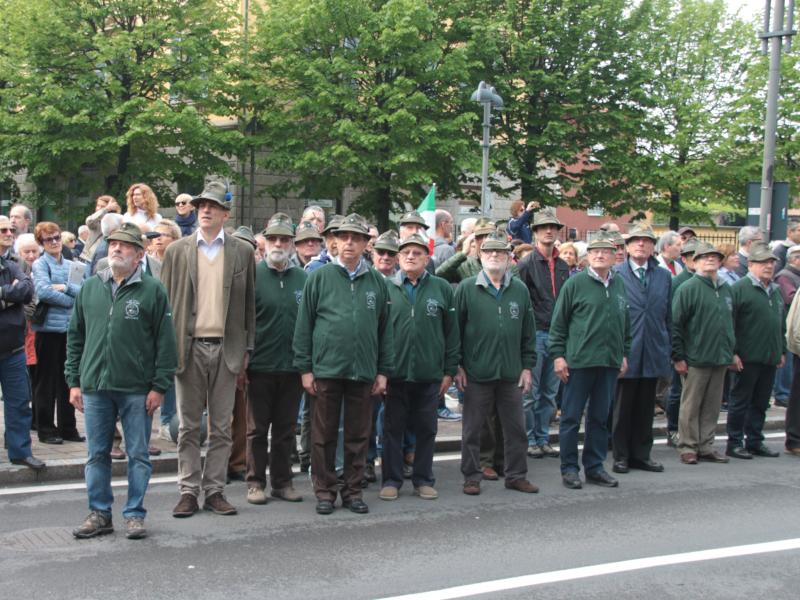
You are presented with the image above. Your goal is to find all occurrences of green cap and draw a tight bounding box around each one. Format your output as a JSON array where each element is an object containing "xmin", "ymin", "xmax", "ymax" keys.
[
  {"xmin": 532, "ymin": 208, "xmax": 564, "ymax": 230},
  {"xmin": 680, "ymin": 238, "xmax": 700, "ymax": 256},
  {"xmin": 295, "ymin": 220, "xmax": 323, "ymax": 242},
  {"xmin": 398, "ymin": 210, "xmax": 429, "ymax": 229},
  {"xmin": 233, "ymin": 226, "xmax": 257, "ymax": 249},
  {"xmin": 322, "ymin": 214, "xmax": 344, "ymax": 234},
  {"xmin": 610, "ymin": 231, "xmax": 625, "ymax": 246},
  {"xmin": 191, "ymin": 181, "xmax": 231, "ymax": 211},
  {"xmin": 398, "ymin": 232, "xmax": 430, "ymax": 253},
  {"xmin": 335, "ymin": 213, "xmax": 370, "ymax": 237},
  {"xmin": 747, "ymin": 241, "xmax": 778, "ymax": 262},
  {"xmin": 480, "ymin": 230, "xmax": 511, "ymax": 252},
  {"xmin": 624, "ymin": 223, "xmax": 657, "ymax": 243},
  {"xmin": 587, "ymin": 234, "xmax": 616, "ymax": 250},
  {"xmin": 473, "ymin": 217, "xmax": 497, "ymax": 237},
  {"xmin": 374, "ymin": 230, "xmax": 400, "ymax": 253},
  {"xmin": 106, "ymin": 222, "xmax": 144, "ymax": 249},
  {"xmin": 692, "ymin": 241, "xmax": 724, "ymax": 261},
  {"xmin": 263, "ymin": 213, "xmax": 294, "ymax": 237}
]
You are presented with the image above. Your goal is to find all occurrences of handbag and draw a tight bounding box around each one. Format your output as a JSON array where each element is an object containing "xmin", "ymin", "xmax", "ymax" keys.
[{"xmin": 30, "ymin": 260, "xmax": 52, "ymax": 325}]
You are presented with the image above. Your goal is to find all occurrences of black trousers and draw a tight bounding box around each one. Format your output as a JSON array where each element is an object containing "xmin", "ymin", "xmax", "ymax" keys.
[
  {"xmin": 479, "ymin": 406, "xmax": 504, "ymax": 473},
  {"xmin": 245, "ymin": 371, "xmax": 303, "ymax": 490},
  {"xmin": 33, "ymin": 331, "xmax": 77, "ymax": 440},
  {"xmin": 382, "ymin": 381, "xmax": 439, "ymax": 489},
  {"xmin": 727, "ymin": 362, "xmax": 776, "ymax": 449},
  {"xmin": 787, "ymin": 355, "xmax": 800, "ymax": 450},
  {"xmin": 612, "ymin": 378, "xmax": 657, "ymax": 462}
]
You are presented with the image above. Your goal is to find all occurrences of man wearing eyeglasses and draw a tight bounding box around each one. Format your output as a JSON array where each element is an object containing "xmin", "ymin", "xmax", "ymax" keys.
[{"xmin": 173, "ymin": 193, "xmax": 197, "ymax": 237}]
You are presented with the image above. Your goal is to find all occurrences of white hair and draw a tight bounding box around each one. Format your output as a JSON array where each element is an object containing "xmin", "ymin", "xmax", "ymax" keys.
[
  {"xmin": 459, "ymin": 217, "xmax": 477, "ymax": 236},
  {"xmin": 16, "ymin": 233, "xmax": 38, "ymax": 250},
  {"xmin": 101, "ymin": 212, "xmax": 124, "ymax": 237},
  {"xmin": 78, "ymin": 225, "xmax": 89, "ymax": 236}
]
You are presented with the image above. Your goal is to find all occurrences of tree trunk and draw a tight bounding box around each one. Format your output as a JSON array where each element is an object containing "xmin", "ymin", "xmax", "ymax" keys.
[
  {"xmin": 375, "ymin": 180, "xmax": 392, "ymax": 232},
  {"xmin": 669, "ymin": 188, "xmax": 680, "ymax": 231}
]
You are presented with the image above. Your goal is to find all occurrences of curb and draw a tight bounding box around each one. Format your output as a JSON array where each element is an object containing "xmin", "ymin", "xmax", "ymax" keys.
[{"xmin": 0, "ymin": 417, "xmax": 786, "ymax": 487}]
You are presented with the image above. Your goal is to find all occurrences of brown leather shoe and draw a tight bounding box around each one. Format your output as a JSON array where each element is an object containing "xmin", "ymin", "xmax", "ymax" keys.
[
  {"xmin": 463, "ymin": 480, "xmax": 481, "ymax": 495},
  {"xmin": 271, "ymin": 486, "xmax": 303, "ymax": 502},
  {"xmin": 785, "ymin": 446, "xmax": 800, "ymax": 456},
  {"xmin": 481, "ymin": 467, "xmax": 499, "ymax": 480},
  {"xmin": 505, "ymin": 479, "xmax": 539, "ymax": 493},
  {"xmin": 698, "ymin": 450, "xmax": 729, "ymax": 463},
  {"xmin": 172, "ymin": 493, "xmax": 199, "ymax": 518},
  {"xmin": 679, "ymin": 452, "xmax": 698, "ymax": 465},
  {"xmin": 203, "ymin": 492, "xmax": 238, "ymax": 515}
]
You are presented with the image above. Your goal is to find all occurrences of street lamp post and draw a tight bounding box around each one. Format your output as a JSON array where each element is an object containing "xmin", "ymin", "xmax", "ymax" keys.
[{"xmin": 471, "ymin": 81, "xmax": 503, "ymax": 217}]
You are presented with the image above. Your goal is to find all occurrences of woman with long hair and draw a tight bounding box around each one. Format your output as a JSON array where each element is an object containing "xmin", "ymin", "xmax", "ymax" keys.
[{"xmin": 123, "ymin": 183, "xmax": 162, "ymax": 229}]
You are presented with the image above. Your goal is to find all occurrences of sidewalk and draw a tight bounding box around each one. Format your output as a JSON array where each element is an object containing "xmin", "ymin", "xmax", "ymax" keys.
[{"xmin": 0, "ymin": 401, "xmax": 788, "ymax": 486}]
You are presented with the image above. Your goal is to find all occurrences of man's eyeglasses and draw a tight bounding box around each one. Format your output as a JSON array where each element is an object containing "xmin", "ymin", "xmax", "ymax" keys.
[
  {"xmin": 41, "ymin": 235, "xmax": 61, "ymax": 244},
  {"xmin": 375, "ymin": 249, "xmax": 397, "ymax": 257},
  {"xmin": 0, "ymin": 227, "xmax": 16, "ymax": 234},
  {"xmin": 399, "ymin": 250, "xmax": 426, "ymax": 258}
]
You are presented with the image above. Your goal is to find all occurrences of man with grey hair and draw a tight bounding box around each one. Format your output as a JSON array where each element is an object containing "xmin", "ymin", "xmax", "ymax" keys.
[
  {"xmin": 9, "ymin": 203, "xmax": 32, "ymax": 237},
  {"xmin": 433, "ymin": 209, "xmax": 455, "ymax": 267},
  {"xmin": 734, "ymin": 226, "xmax": 763, "ymax": 278},
  {"xmin": 90, "ymin": 213, "xmax": 125, "ymax": 275},
  {"xmin": 655, "ymin": 231, "xmax": 683, "ymax": 276},
  {"xmin": 773, "ymin": 221, "xmax": 800, "ymax": 273},
  {"xmin": 302, "ymin": 205, "xmax": 326, "ymax": 234}
]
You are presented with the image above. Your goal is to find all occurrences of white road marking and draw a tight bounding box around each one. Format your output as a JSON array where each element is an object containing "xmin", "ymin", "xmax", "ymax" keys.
[
  {"xmin": 377, "ymin": 538, "xmax": 800, "ymax": 600},
  {"xmin": 0, "ymin": 432, "xmax": 786, "ymax": 497}
]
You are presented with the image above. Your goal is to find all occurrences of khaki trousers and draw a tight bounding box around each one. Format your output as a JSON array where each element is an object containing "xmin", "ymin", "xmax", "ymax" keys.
[
  {"xmin": 678, "ymin": 366, "xmax": 726, "ymax": 454},
  {"xmin": 176, "ymin": 340, "xmax": 237, "ymax": 497}
]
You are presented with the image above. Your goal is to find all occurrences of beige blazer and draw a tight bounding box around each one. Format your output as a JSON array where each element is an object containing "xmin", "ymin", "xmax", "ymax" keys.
[{"xmin": 161, "ymin": 231, "xmax": 255, "ymax": 375}]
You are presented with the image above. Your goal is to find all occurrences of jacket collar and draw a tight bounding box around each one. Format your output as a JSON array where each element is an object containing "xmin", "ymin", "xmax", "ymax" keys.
[
  {"xmin": 99, "ymin": 264, "xmax": 143, "ymax": 286},
  {"xmin": 335, "ymin": 256, "xmax": 370, "ymax": 279},
  {"xmin": 476, "ymin": 269, "xmax": 511, "ymax": 290},
  {"xmin": 390, "ymin": 269, "xmax": 428, "ymax": 288},
  {"xmin": 746, "ymin": 271, "xmax": 778, "ymax": 294}
]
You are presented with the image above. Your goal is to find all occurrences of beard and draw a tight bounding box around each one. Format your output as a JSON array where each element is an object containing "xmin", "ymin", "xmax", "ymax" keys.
[
  {"xmin": 267, "ymin": 247, "xmax": 290, "ymax": 266},
  {"xmin": 109, "ymin": 253, "xmax": 137, "ymax": 274}
]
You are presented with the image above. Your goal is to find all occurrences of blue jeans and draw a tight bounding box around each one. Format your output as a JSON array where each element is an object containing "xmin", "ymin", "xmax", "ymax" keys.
[
  {"xmin": 160, "ymin": 383, "xmax": 176, "ymax": 427},
  {"xmin": 559, "ymin": 367, "xmax": 617, "ymax": 475},
  {"xmin": 523, "ymin": 331, "xmax": 559, "ymax": 446},
  {"xmin": 773, "ymin": 351, "xmax": 793, "ymax": 402},
  {"xmin": 1, "ymin": 351, "xmax": 33, "ymax": 460},
  {"xmin": 84, "ymin": 391, "xmax": 152, "ymax": 518}
]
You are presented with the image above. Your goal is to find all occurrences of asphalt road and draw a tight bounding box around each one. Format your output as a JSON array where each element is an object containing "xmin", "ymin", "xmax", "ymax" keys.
[{"xmin": 1, "ymin": 435, "xmax": 799, "ymax": 600}]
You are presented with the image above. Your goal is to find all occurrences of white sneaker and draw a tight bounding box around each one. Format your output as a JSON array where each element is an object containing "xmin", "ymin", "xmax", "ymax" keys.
[{"xmin": 158, "ymin": 425, "xmax": 174, "ymax": 443}]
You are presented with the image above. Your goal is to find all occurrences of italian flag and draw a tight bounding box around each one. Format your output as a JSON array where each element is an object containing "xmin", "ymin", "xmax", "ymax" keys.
[{"xmin": 417, "ymin": 184, "xmax": 436, "ymax": 253}]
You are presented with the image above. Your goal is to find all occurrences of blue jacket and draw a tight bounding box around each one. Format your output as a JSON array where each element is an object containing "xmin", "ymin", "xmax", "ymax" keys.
[
  {"xmin": 305, "ymin": 249, "xmax": 333, "ymax": 273},
  {"xmin": 31, "ymin": 252, "xmax": 82, "ymax": 333},
  {"xmin": 507, "ymin": 210, "xmax": 533, "ymax": 244},
  {"xmin": 614, "ymin": 257, "xmax": 672, "ymax": 379}
]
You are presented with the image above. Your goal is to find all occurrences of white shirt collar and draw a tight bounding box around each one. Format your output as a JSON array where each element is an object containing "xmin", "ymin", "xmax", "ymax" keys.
[
  {"xmin": 197, "ymin": 228, "xmax": 225, "ymax": 247},
  {"xmin": 629, "ymin": 258, "xmax": 648, "ymax": 272}
]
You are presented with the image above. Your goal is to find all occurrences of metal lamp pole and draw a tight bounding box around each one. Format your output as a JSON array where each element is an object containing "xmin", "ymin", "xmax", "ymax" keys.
[{"xmin": 471, "ymin": 81, "xmax": 503, "ymax": 217}]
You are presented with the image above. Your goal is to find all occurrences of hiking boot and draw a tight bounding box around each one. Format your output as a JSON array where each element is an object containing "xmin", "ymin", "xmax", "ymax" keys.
[
  {"xmin": 73, "ymin": 511, "xmax": 113, "ymax": 539},
  {"xmin": 203, "ymin": 492, "xmax": 237, "ymax": 515},
  {"xmin": 247, "ymin": 487, "xmax": 268, "ymax": 505},
  {"xmin": 271, "ymin": 486, "xmax": 303, "ymax": 502},
  {"xmin": 413, "ymin": 485, "xmax": 438, "ymax": 500},
  {"xmin": 505, "ymin": 479, "xmax": 539, "ymax": 493},
  {"xmin": 527, "ymin": 445, "xmax": 544, "ymax": 458},
  {"xmin": 379, "ymin": 486, "xmax": 399, "ymax": 501},
  {"xmin": 124, "ymin": 517, "xmax": 147, "ymax": 540},
  {"xmin": 463, "ymin": 480, "xmax": 481, "ymax": 495},
  {"xmin": 172, "ymin": 493, "xmax": 199, "ymax": 518}
]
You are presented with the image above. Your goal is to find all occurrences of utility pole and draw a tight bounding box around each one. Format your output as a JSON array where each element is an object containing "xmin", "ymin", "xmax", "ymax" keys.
[
  {"xmin": 470, "ymin": 82, "xmax": 503, "ymax": 217},
  {"xmin": 758, "ymin": 0, "xmax": 796, "ymax": 240}
]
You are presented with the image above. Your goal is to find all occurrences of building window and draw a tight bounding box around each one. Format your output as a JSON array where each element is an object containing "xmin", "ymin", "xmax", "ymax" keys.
[{"xmin": 587, "ymin": 204, "xmax": 604, "ymax": 217}]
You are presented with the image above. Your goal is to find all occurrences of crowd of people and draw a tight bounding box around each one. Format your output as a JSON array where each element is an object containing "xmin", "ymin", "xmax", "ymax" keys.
[{"xmin": 1, "ymin": 184, "xmax": 799, "ymax": 542}]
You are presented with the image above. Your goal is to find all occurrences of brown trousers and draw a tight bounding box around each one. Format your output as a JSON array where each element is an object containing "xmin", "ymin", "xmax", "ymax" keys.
[
  {"xmin": 678, "ymin": 366, "xmax": 726, "ymax": 454},
  {"xmin": 311, "ymin": 379, "xmax": 373, "ymax": 502},
  {"xmin": 245, "ymin": 371, "xmax": 303, "ymax": 490}
]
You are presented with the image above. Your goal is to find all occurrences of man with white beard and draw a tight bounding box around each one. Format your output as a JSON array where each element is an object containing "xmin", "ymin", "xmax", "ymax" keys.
[
  {"xmin": 245, "ymin": 214, "xmax": 308, "ymax": 505},
  {"xmin": 66, "ymin": 222, "xmax": 177, "ymax": 539}
]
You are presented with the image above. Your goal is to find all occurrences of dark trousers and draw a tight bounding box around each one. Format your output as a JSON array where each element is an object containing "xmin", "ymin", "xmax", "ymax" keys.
[
  {"xmin": 33, "ymin": 331, "xmax": 77, "ymax": 439},
  {"xmin": 787, "ymin": 355, "xmax": 800, "ymax": 450},
  {"xmin": 245, "ymin": 372, "xmax": 303, "ymax": 490},
  {"xmin": 727, "ymin": 362, "xmax": 776, "ymax": 449},
  {"xmin": 461, "ymin": 379, "xmax": 527, "ymax": 483},
  {"xmin": 479, "ymin": 407, "xmax": 504, "ymax": 473},
  {"xmin": 311, "ymin": 379, "xmax": 373, "ymax": 502},
  {"xmin": 613, "ymin": 378, "xmax": 657, "ymax": 462},
  {"xmin": 667, "ymin": 367, "xmax": 682, "ymax": 433},
  {"xmin": 382, "ymin": 381, "xmax": 439, "ymax": 489},
  {"xmin": 229, "ymin": 384, "xmax": 247, "ymax": 475},
  {"xmin": 559, "ymin": 367, "xmax": 617, "ymax": 475}
]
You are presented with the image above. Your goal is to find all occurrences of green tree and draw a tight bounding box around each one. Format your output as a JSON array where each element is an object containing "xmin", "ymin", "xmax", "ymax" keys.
[
  {"xmin": 0, "ymin": 0, "xmax": 242, "ymax": 213},
  {"xmin": 247, "ymin": 0, "xmax": 476, "ymax": 230}
]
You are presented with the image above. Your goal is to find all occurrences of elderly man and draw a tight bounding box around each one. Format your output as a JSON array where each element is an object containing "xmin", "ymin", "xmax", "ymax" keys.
[
  {"xmin": 245, "ymin": 214, "xmax": 307, "ymax": 505},
  {"xmin": 734, "ymin": 225, "xmax": 763, "ymax": 278},
  {"xmin": 293, "ymin": 221, "xmax": 323, "ymax": 269},
  {"xmin": 455, "ymin": 231, "xmax": 538, "ymax": 496},
  {"xmin": 726, "ymin": 243, "xmax": 783, "ymax": 459},
  {"xmin": 517, "ymin": 209, "xmax": 568, "ymax": 459},
  {"xmin": 436, "ymin": 217, "xmax": 496, "ymax": 284},
  {"xmin": 677, "ymin": 227, "xmax": 697, "ymax": 243},
  {"xmin": 379, "ymin": 233, "xmax": 459, "ymax": 501},
  {"xmin": 302, "ymin": 205, "xmax": 326, "ymax": 234},
  {"xmin": 432, "ymin": 209, "xmax": 455, "ymax": 267},
  {"xmin": 550, "ymin": 235, "xmax": 630, "ymax": 489},
  {"xmin": 9, "ymin": 203, "xmax": 32, "ymax": 238},
  {"xmin": 306, "ymin": 215, "xmax": 343, "ymax": 272},
  {"xmin": 293, "ymin": 214, "xmax": 394, "ymax": 515},
  {"xmin": 90, "ymin": 212, "xmax": 125, "ymax": 275},
  {"xmin": 66, "ymin": 223, "xmax": 177, "ymax": 539},
  {"xmin": 1, "ymin": 217, "xmax": 45, "ymax": 472},
  {"xmin": 656, "ymin": 231, "xmax": 683, "ymax": 276},
  {"xmin": 162, "ymin": 181, "xmax": 255, "ymax": 518},
  {"xmin": 612, "ymin": 224, "xmax": 671, "ymax": 474},
  {"xmin": 672, "ymin": 242, "xmax": 735, "ymax": 465},
  {"xmin": 173, "ymin": 193, "xmax": 197, "ymax": 237},
  {"xmin": 772, "ymin": 221, "xmax": 800, "ymax": 273}
]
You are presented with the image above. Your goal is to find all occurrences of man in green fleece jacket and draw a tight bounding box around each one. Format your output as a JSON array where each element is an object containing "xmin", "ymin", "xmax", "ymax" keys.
[
  {"xmin": 245, "ymin": 214, "xmax": 308, "ymax": 506},
  {"xmin": 455, "ymin": 231, "xmax": 539, "ymax": 496},
  {"xmin": 549, "ymin": 235, "xmax": 631, "ymax": 490},
  {"xmin": 66, "ymin": 222, "xmax": 177, "ymax": 540},
  {"xmin": 672, "ymin": 242, "xmax": 735, "ymax": 465},
  {"xmin": 379, "ymin": 233, "xmax": 460, "ymax": 502},
  {"xmin": 726, "ymin": 242, "xmax": 784, "ymax": 459},
  {"xmin": 293, "ymin": 213, "xmax": 394, "ymax": 516}
]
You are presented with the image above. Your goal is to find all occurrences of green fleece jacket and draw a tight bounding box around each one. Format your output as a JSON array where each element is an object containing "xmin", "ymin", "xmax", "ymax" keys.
[
  {"xmin": 455, "ymin": 271, "xmax": 536, "ymax": 382},
  {"xmin": 671, "ymin": 268, "xmax": 694, "ymax": 300},
  {"xmin": 436, "ymin": 252, "xmax": 518, "ymax": 284},
  {"xmin": 548, "ymin": 269, "xmax": 631, "ymax": 369},
  {"xmin": 293, "ymin": 259, "xmax": 394, "ymax": 382},
  {"xmin": 65, "ymin": 267, "xmax": 177, "ymax": 394},
  {"xmin": 671, "ymin": 273, "xmax": 735, "ymax": 367},
  {"xmin": 731, "ymin": 274, "xmax": 786, "ymax": 365},
  {"xmin": 250, "ymin": 262, "xmax": 307, "ymax": 373},
  {"xmin": 386, "ymin": 271, "xmax": 460, "ymax": 382}
]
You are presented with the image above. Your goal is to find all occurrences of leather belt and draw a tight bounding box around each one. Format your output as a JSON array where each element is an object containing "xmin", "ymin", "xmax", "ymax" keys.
[{"xmin": 194, "ymin": 337, "xmax": 222, "ymax": 344}]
